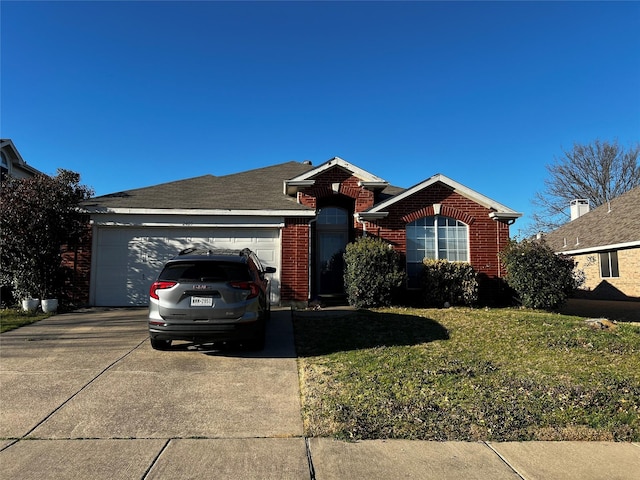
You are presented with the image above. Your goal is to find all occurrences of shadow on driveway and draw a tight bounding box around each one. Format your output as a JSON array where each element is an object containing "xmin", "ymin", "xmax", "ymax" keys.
[{"xmin": 559, "ymin": 298, "xmax": 640, "ymax": 323}]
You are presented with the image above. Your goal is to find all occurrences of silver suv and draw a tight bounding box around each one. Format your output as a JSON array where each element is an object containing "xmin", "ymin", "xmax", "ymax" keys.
[{"xmin": 148, "ymin": 248, "xmax": 275, "ymax": 351}]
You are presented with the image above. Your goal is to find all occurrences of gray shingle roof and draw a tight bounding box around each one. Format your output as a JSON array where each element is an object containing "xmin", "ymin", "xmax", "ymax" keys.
[
  {"xmin": 83, "ymin": 161, "xmax": 316, "ymax": 212},
  {"xmin": 543, "ymin": 186, "xmax": 640, "ymax": 253}
]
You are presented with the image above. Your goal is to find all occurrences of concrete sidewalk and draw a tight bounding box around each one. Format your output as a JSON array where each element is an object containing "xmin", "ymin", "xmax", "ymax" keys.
[{"xmin": 1, "ymin": 308, "xmax": 638, "ymax": 479}]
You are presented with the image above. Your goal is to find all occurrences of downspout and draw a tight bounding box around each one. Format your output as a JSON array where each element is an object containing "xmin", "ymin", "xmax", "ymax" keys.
[
  {"xmin": 497, "ymin": 219, "xmax": 501, "ymax": 278},
  {"xmin": 355, "ymin": 213, "xmax": 367, "ymax": 237},
  {"xmin": 495, "ymin": 218, "xmax": 515, "ymax": 278}
]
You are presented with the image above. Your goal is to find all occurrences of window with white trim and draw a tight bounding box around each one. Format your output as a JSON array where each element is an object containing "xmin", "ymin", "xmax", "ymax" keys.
[
  {"xmin": 599, "ymin": 251, "xmax": 619, "ymax": 278},
  {"xmin": 406, "ymin": 216, "xmax": 469, "ymax": 287}
]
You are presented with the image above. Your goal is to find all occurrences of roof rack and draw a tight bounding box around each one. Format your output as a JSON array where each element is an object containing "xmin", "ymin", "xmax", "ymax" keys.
[
  {"xmin": 178, "ymin": 247, "xmax": 202, "ymax": 256},
  {"xmin": 177, "ymin": 246, "xmax": 251, "ymax": 257}
]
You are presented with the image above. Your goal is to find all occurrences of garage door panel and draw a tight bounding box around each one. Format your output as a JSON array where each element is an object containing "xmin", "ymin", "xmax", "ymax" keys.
[
  {"xmin": 254, "ymin": 249, "xmax": 275, "ymax": 263},
  {"xmin": 93, "ymin": 227, "xmax": 280, "ymax": 306}
]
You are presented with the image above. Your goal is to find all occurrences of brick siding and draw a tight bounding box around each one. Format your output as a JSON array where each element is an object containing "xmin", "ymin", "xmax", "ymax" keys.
[
  {"xmin": 284, "ymin": 169, "xmax": 514, "ymax": 305},
  {"xmin": 572, "ymin": 247, "xmax": 640, "ymax": 299},
  {"xmin": 362, "ymin": 184, "xmax": 511, "ymax": 279},
  {"xmin": 280, "ymin": 217, "xmax": 310, "ymax": 304},
  {"xmin": 60, "ymin": 224, "xmax": 92, "ymax": 306}
]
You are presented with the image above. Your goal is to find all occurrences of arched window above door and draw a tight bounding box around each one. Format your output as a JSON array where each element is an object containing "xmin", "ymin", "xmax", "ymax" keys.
[{"xmin": 317, "ymin": 207, "xmax": 349, "ymax": 225}]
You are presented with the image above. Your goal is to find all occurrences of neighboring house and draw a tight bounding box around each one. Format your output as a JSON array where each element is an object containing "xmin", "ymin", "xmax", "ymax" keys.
[
  {"xmin": 0, "ymin": 139, "xmax": 42, "ymax": 182},
  {"xmin": 80, "ymin": 157, "xmax": 522, "ymax": 307},
  {"xmin": 542, "ymin": 186, "xmax": 640, "ymax": 300}
]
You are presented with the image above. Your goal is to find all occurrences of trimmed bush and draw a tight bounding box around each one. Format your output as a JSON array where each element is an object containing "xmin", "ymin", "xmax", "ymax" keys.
[
  {"xmin": 421, "ymin": 259, "xmax": 479, "ymax": 307},
  {"xmin": 344, "ymin": 237, "xmax": 405, "ymax": 308},
  {"xmin": 499, "ymin": 239, "xmax": 584, "ymax": 310}
]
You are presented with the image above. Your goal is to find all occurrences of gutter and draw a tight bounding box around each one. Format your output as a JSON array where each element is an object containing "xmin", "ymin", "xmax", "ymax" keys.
[
  {"xmin": 355, "ymin": 212, "xmax": 389, "ymax": 222},
  {"xmin": 489, "ymin": 211, "xmax": 522, "ymax": 225},
  {"xmin": 82, "ymin": 207, "xmax": 316, "ymax": 216},
  {"xmin": 555, "ymin": 240, "xmax": 640, "ymax": 256},
  {"xmin": 355, "ymin": 212, "xmax": 389, "ymax": 238}
]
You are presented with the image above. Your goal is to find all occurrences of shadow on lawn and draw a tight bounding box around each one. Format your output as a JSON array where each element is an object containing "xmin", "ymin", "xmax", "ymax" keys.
[{"xmin": 293, "ymin": 309, "xmax": 449, "ymax": 356}]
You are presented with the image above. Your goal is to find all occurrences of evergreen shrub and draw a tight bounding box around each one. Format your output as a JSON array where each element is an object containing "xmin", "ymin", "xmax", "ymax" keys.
[
  {"xmin": 344, "ymin": 237, "xmax": 405, "ymax": 308},
  {"xmin": 499, "ymin": 239, "xmax": 584, "ymax": 310},
  {"xmin": 421, "ymin": 259, "xmax": 478, "ymax": 307}
]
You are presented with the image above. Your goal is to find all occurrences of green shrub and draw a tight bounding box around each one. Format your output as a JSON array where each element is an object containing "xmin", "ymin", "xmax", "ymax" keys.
[
  {"xmin": 421, "ymin": 259, "xmax": 478, "ymax": 307},
  {"xmin": 344, "ymin": 237, "xmax": 405, "ymax": 308},
  {"xmin": 499, "ymin": 239, "xmax": 583, "ymax": 310},
  {"xmin": 1, "ymin": 169, "xmax": 92, "ymax": 302}
]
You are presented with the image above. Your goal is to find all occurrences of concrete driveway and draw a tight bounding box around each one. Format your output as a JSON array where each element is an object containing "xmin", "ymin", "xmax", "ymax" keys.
[
  {"xmin": 2, "ymin": 308, "xmax": 639, "ymax": 480},
  {"xmin": 0, "ymin": 308, "xmax": 309, "ymax": 479},
  {"xmin": 559, "ymin": 298, "xmax": 640, "ymax": 322}
]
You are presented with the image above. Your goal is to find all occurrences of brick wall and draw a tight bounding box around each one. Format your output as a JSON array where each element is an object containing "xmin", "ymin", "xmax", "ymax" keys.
[
  {"xmin": 298, "ymin": 166, "xmax": 375, "ymax": 230},
  {"xmin": 287, "ymin": 172, "xmax": 515, "ymax": 305},
  {"xmin": 285, "ymin": 166, "xmax": 378, "ymax": 303},
  {"xmin": 573, "ymin": 247, "xmax": 640, "ymax": 299},
  {"xmin": 280, "ymin": 217, "xmax": 310, "ymax": 304},
  {"xmin": 363, "ymin": 184, "xmax": 511, "ymax": 278},
  {"xmin": 360, "ymin": 184, "xmax": 512, "ymax": 304},
  {"xmin": 60, "ymin": 223, "xmax": 92, "ymax": 306}
]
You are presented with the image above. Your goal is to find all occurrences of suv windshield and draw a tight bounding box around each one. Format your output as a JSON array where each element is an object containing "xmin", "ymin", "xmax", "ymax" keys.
[{"xmin": 160, "ymin": 261, "xmax": 252, "ymax": 282}]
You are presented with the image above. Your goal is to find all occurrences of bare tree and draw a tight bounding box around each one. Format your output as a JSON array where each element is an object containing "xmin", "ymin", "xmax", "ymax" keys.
[{"xmin": 530, "ymin": 139, "xmax": 640, "ymax": 233}]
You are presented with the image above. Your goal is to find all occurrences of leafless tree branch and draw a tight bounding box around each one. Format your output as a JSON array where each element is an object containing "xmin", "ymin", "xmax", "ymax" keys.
[{"xmin": 529, "ymin": 139, "xmax": 640, "ymax": 235}]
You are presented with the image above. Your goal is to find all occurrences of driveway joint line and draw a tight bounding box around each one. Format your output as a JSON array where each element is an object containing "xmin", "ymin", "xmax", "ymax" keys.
[
  {"xmin": 1, "ymin": 337, "xmax": 148, "ymax": 450},
  {"xmin": 141, "ymin": 438, "xmax": 172, "ymax": 480},
  {"xmin": 484, "ymin": 441, "xmax": 526, "ymax": 480},
  {"xmin": 304, "ymin": 437, "xmax": 316, "ymax": 480}
]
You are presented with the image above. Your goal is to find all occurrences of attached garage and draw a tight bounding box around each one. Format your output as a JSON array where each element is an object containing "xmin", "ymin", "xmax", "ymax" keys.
[
  {"xmin": 91, "ymin": 224, "xmax": 281, "ymax": 306},
  {"xmin": 81, "ymin": 162, "xmax": 316, "ymax": 307}
]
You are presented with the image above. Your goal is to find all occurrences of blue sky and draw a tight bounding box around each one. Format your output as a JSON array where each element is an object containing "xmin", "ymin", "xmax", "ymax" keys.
[{"xmin": 2, "ymin": 1, "xmax": 639, "ymax": 236}]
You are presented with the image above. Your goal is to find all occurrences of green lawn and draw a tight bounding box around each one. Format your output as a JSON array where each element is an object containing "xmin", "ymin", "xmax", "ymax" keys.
[
  {"xmin": 0, "ymin": 309, "xmax": 52, "ymax": 333},
  {"xmin": 293, "ymin": 307, "xmax": 640, "ymax": 441}
]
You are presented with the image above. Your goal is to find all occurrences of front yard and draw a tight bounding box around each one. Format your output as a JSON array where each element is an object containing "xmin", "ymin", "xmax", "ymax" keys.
[{"xmin": 293, "ymin": 307, "xmax": 640, "ymax": 441}]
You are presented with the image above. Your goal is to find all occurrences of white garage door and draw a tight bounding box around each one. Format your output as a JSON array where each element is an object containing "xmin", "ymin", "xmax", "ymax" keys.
[{"xmin": 92, "ymin": 227, "xmax": 281, "ymax": 306}]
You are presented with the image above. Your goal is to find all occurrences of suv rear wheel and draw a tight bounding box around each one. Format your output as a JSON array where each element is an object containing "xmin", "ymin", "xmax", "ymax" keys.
[{"xmin": 150, "ymin": 338, "xmax": 172, "ymax": 350}]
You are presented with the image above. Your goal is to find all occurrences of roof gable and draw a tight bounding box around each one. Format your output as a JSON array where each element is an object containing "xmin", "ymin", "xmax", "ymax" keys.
[
  {"xmin": 543, "ymin": 186, "xmax": 640, "ymax": 253},
  {"xmin": 284, "ymin": 156, "xmax": 388, "ymax": 195},
  {"xmin": 362, "ymin": 173, "xmax": 521, "ymax": 222},
  {"xmin": 0, "ymin": 139, "xmax": 43, "ymax": 178}
]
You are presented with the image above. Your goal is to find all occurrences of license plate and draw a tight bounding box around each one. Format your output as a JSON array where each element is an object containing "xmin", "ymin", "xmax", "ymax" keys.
[{"xmin": 190, "ymin": 296, "xmax": 213, "ymax": 307}]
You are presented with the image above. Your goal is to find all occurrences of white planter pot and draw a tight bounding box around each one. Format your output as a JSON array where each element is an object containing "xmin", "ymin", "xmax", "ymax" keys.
[
  {"xmin": 41, "ymin": 299, "xmax": 59, "ymax": 313},
  {"xmin": 22, "ymin": 298, "xmax": 40, "ymax": 312}
]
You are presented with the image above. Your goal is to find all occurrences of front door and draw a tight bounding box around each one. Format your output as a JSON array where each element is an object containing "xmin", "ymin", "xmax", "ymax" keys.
[{"xmin": 316, "ymin": 207, "xmax": 349, "ymax": 295}]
